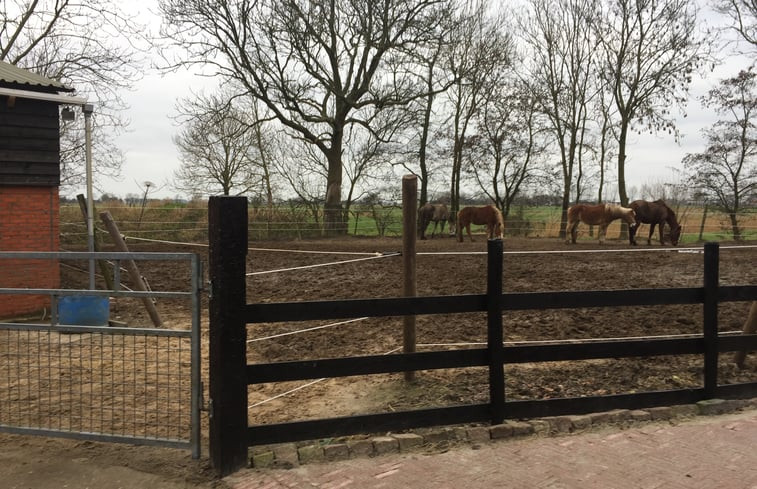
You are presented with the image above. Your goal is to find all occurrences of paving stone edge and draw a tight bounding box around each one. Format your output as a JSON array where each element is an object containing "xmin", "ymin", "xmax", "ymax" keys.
[{"xmin": 248, "ymin": 397, "xmax": 757, "ymax": 469}]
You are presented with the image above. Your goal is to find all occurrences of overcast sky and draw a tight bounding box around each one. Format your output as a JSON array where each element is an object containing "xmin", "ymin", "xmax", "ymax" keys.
[{"xmin": 80, "ymin": 6, "xmax": 752, "ymax": 202}]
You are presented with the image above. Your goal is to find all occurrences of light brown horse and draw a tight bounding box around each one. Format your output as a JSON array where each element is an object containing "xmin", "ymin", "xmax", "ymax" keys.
[
  {"xmin": 565, "ymin": 203, "xmax": 637, "ymax": 245},
  {"xmin": 629, "ymin": 199, "xmax": 682, "ymax": 246},
  {"xmin": 456, "ymin": 205, "xmax": 504, "ymax": 242},
  {"xmin": 418, "ymin": 203, "xmax": 455, "ymax": 239}
]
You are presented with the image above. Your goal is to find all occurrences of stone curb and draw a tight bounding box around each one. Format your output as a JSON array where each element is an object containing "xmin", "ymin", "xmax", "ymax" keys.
[{"xmin": 249, "ymin": 397, "xmax": 757, "ymax": 469}]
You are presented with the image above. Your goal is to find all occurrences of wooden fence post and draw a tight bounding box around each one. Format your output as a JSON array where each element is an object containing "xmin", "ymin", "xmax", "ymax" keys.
[
  {"xmin": 703, "ymin": 242, "xmax": 719, "ymax": 398},
  {"xmin": 100, "ymin": 211, "xmax": 163, "ymax": 327},
  {"xmin": 402, "ymin": 175, "xmax": 417, "ymax": 382},
  {"xmin": 208, "ymin": 196, "xmax": 249, "ymax": 476},
  {"xmin": 487, "ymin": 238, "xmax": 505, "ymax": 424}
]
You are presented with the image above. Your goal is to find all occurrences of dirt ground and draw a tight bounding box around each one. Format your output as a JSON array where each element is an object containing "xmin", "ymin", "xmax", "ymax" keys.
[{"xmin": 4, "ymin": 232, "xmax": 757, "ymax": 487}]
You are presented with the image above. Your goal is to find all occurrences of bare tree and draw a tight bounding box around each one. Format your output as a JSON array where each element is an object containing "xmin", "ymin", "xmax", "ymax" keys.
[
  {"xmin": 172, "ymin": 92, "xmax": 261, "ymax": 196},
  {"xmin": 713, "ymin": 0, "xmax": 757, "ymax": 51},
  {"xmin": 519, "ymin": 0, "xmax": 601, "ymax": 238},
  {"xmin": 159, "ymin": 0, "xmax": 450, "ymax": 234},
  {"xmin": 444, "ymin": 0, "xmax": 512, "ymax": 215},
  {"xmin": 470, "ymin": 78, "xmax": 547, "ymax": 221},
  {"xmin": 596, "ymin": 0, "xmax": 715, "ymax": 212},
  {"xmin": 683, "ymin": 69, "xmax": 757, "ymax": 240},
  {"xmin": 1, "ymin": 0, "xmax": 153, "ymax": 191}
]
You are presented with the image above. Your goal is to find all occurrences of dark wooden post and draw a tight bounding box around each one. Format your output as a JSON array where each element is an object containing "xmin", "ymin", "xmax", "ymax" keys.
[
  {"xmin": 487, "ymin": 238, "xmax": 505, "ymax": 424},
  {"xmin": 402, "ymin": 175, "xmax": 417, "ymax": 382},
  {"xmin": 208, "ymin": 196, "xmax": 249, "ymax": 476},
  {"xmin": 703, "ymin": 242, "xmax": 719, "ymax": 398}
]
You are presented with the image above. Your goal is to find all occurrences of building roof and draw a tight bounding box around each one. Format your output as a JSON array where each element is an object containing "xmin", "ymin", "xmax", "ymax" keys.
[{"xmin": 0, "ymin": 60, "xmax": 73, "ymax": 93}]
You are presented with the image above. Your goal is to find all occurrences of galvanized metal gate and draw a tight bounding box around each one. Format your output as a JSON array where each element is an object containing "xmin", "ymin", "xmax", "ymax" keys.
[{"xmin": 0, "ymin": 251, "xmax": 202, "ymax": 458}]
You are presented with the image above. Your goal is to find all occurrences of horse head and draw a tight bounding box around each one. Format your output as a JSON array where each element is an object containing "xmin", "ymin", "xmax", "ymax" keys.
[
  {"xmin": 447, "ymin": 214, "xmax": 457, "ymax": 236},
  {"xmin": 670, "ymin": 225, "xmax": 682, "ymax": 246}
]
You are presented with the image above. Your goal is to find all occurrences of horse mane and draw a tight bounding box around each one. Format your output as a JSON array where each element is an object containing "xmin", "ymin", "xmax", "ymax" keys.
[{"xmin": 493, "ymin": 205, "xmax": 504, "ymax": 227}]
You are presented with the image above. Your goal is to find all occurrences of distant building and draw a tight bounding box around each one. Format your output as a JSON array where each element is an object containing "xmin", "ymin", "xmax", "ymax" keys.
[{"xmin": 0, "ymin": 61, "xmax": 76, "ymax": 319}]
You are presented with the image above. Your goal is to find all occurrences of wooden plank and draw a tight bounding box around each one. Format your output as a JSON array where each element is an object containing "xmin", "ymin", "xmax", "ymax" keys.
[
  {"xmin": 0, "ymin": 126, "xmax": 59, "ymax": 139},
  {"xmin": 246, "ymin": 348, "xmax": 489, "ymax": 384},
  {"xmin": 0, "ymin": 136, "xmax": 59, "ymax": 150},
  {"xmin": 246, "ymin": 294, "xmax": 488, "ymax": 323},
  {"xmin": 719, "ymin": 334, "xmax": 757, "ymax": 353},
  {"xmin": 502, "ymin": 287, "xmax": 703, "ymax": 310},
  {"xmin": 503, "ymin": 338, "xmax": 703, "ymax": 363},
  {"xmin": 504, "ymin": 389, "xmax": 706, "ymax": 419},
  {"xmin": 0, "ymin": 174, "xmax": 59, "ymax": 186},
  {"xmin": 0, "ymin": 149, "xmax": 59, "ymax": 163},
  {"xmin": 247, "ymin": 404, "xmax": 490, "ymax": 446},
  {"xmin": 245, "ymin": 286, "xmax": 757, "ymax": 325}
]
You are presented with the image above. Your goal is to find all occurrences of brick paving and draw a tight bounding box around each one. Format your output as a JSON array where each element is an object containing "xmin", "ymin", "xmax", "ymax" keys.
[{"xmin": 225, "ymin": 409, "xmax": 757, "ymax": 489}]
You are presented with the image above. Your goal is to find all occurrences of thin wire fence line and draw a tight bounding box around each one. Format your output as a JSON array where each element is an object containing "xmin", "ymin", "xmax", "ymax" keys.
[
  {"xmin": 247, "ymin": 317, "xmax": 370, "ymax": 343},
  {"xmin": 247, "ymin": 252, "xmax": 400, "ymax": 276},
  {"xmin": 248, "ymin": 346, "xmax": 402, "ymax": 409}
]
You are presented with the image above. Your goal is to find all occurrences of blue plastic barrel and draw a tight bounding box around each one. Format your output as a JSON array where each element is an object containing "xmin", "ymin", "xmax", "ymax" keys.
[{"xmin": 58, "ymin": 296, "xmax": 110, "ymax": 326}]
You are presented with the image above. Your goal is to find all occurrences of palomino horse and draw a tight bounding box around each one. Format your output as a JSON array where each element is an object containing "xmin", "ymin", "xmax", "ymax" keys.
[
  {"xmin": 418, "ymin": 203, "xmax": 455, "ymax": 239},
  {"xmin": 565, "ymin": 203, "xmax": 637, "ymax": 245},
  {"xmin": 629, "ymin": 199, "xmax": 682, "ymax": 246},
  {"xmin": 456, "ymin": 205, "xmax": 504, "ymax": 242}
]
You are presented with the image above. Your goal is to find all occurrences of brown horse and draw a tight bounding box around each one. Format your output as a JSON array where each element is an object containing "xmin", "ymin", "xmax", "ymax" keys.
[
  {"xmin": 565, "ymin": 203, "xmax": 637, "ymax": 245},
  {"xmin": 456, "ymin": 205, "xmax": 504, "ymax": 242},
  {"xmin": 418, "ymin": 203, "xmax": 455, "ymax": 239},
  {"xmin": 629, "ymin": 199, "xmax": 682, "ymax": 246}
]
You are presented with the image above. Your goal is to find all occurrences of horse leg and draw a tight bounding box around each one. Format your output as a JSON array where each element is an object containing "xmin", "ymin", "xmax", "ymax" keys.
[
  {"xmin": 647, "ymin": 223, "xmax": 655, "ymax": 245},
  {"xmin": 598, "ymin": 224, "xmax": 607, "ymax": 244},
  {"xmin": 658, "ymin": 223, "xmax": 665, "ymax": 245},
  {"xmin": 630, "ymin": 221, "xmax": 639, "ymax": 245},
  {"xmin": 565, "ymin": 220, "xmax": 577, "ymax": 244},
  {"xmin": 466, "ymin": 223, "xmax": 474, "ymax": 242},
  {"xmin": 430, "ymin": 221, "xmax": 438, "ymax": 238}
]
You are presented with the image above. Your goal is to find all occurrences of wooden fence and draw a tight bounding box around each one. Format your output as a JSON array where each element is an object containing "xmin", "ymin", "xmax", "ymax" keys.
[{"xmin": 207, "ymin": 196, "xmax": 757, "ymax": 476}]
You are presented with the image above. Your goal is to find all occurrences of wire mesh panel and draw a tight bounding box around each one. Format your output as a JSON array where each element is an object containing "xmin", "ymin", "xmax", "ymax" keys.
[
  {"xmin": 0, "ymin": 251, "xmax": 202, "ymax": 456},
  {"xmin": 0, "ymin": 324, "xmax": 192, "ymax": 447}
]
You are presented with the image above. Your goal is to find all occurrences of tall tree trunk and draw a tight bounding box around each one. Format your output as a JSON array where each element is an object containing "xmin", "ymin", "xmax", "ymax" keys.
[{"xmin": 617, "ymin": 121, "xmax": 630, "ymax": 240}]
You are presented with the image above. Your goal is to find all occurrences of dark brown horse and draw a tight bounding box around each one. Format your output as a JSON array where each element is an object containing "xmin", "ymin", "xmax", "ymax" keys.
[
  {"xmin": 629, "ymin": 199, "xmax": 682, "ymax": 246},
  {"xmin": 456, "ymin": 205, "xmax": 504, "ymax": 242},
  {"xmin": 565, "ymin": 203, "xmax": 637, "ymax": 244},
  {"xmin": 418, "ymin": 203, "xmax": 454, "ymax": 239}
]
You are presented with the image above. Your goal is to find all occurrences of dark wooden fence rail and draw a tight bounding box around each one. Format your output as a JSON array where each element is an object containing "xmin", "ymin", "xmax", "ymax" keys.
[{"xmin": 208, "ymin": 196, "xmax": 757, "ymax": 476}]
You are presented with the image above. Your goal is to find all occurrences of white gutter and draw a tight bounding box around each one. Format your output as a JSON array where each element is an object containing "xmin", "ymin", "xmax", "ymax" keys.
[{"xmin": 0, "ymin": 86, "xmax": 87, "ymax": 105}]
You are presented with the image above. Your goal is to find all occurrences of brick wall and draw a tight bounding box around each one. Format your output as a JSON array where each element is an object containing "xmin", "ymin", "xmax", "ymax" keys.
[{"xmin": 0, "ymin": 186, "xmax": 60, "ymax": 319}]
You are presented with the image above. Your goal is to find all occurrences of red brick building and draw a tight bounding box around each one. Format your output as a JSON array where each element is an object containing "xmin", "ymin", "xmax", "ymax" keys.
[{"xmin": 0, "ymin": 61, "xmax": 77, "ymax": 319}]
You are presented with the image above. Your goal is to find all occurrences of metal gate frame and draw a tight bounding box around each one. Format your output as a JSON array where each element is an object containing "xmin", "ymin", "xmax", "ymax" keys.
[{"xmin": 0, "ymin": 251, "xmax": 202, "ymax": 458}]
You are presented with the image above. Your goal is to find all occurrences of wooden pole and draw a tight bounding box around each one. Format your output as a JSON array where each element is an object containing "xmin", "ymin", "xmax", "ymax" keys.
[
  {"xmin": 487, "ymin": 238, "xmax": 505, "ymax": 424},
  {"xmin": 402, "ymin": 175, "xmax": 417, "ymax": 382},
  {"xmin": 208, "ymin": 196, "xmax": 249, "ymax": 476},
  {"xmin": 76, "ymin": 194, "xmax": 114, "ymax": 290},
  {"xmin": 99, "ymin": 211, "xmax": 163, "ymax": 328},
  {"xmin": 702, "ymin": 242, "xmax": 719, "ymax": 398},
  {"xmin": 734, "ymin": 301, "xmax": 757, "ymax": 369}
]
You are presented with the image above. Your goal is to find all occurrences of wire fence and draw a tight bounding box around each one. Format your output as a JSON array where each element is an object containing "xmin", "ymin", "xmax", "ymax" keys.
[
  {"xmin": 59, "ymin": 203, "xmax": 757, "ymax": 245},
  {"xmin": 0, "ymin": 324, "xmax": 192, "ymax": 447}
]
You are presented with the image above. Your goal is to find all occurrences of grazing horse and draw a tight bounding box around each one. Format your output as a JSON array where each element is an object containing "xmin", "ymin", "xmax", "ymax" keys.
[
  {"xmin": 456, "ymin": 205, "xmax": 504, "ymax": 242},
  {"xmin": 418, "ymin": 203, "xmax": 455, "ymax": 239},
  {"xmin": 565, "ymin": 203, "xmax": 637, "ymax": 245},
  {"xmin": 629, "ymin": 199, "xmax": 682, "ymax": 246}
]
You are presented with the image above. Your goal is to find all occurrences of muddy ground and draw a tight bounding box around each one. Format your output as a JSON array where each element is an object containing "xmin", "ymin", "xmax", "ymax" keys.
[{"xmin": 3, "ymin": 233, "xmax": 757, "ymax": 487}]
